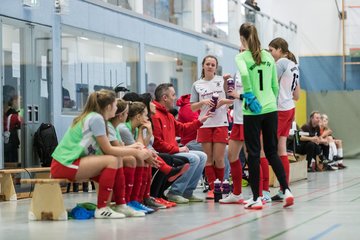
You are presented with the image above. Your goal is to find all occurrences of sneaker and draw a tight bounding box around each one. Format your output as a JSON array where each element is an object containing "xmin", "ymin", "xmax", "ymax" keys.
[
  {"xmin": 155, "ymin": 198, "xmax": 176, "ymax": 208},
  {"xmin": 95, "ymin": 206, "xmax": 125, "ymax": 219},
  {"xmin": 185, "ymin": 195, "xmax": 204, "ymax": 202},
  {"xmin": 337, "ymin": 163, "xmax": 347, "ymax": 169},
  {"xmin": 219, "ymin": 193, "xmax": 244, "ymax": 204},
  {"xmin": 271, "ymin": 191, "xmax": 284, "ymax": 202},
  {"xmin": 206, "ymin": 190, "xmax": 214, "ymax": 200},
  {"xmin": 144, "ymin": 197, "xmax": 166, "ymax": 209},
  {"xmin": 283, "ymin": 189, "xmax": 294, "ymax": 208},
  {"xmin": 166, "ymin": 193, "xmax": 189, "ymax": 204},
  {"xmin": 127, "ymin": 201, "xmax": 155, "ymax": 214},
  {"xmin": 114, "ymin": 204, "xmax": 145, "ymax": 217},
  {"xmin": 242, "ymin": 179, "xmax": 249, "ymax": 187},
  {"xmin": 244, "ymin": 197, "xmax": 263, "ymax": 210},
  {"xmin": 168, "ymin": 163, "xmax": 190, "ymax": 182},
  {"xmin": 261, "ymin": 191, "xmax": 272, "ymax": 203}
]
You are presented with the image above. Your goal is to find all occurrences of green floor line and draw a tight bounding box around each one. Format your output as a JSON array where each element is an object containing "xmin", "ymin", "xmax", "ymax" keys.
[{"xmin": 308, "ymin": 182, "xmax": 360, "ymax": 202}]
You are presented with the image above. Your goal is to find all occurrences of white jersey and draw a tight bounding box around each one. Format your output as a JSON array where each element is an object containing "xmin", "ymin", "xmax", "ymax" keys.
[
  {"xmin": 277, "ymin": 58, "xmax": 299, "ymax": 111},
  {"xmin": 232, "ymin": 72, "xmax": 244, "ymax": 124},
  {"xmin": 190, "ymin": 75, "xmax": 228, "ymax": 128}
]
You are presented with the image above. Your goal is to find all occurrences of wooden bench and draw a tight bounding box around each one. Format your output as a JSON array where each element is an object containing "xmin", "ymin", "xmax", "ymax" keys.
[
  {"xmin": 0, "ymin": 167, "xmax": 51, "ymax": 201},
  {"xmin": 269, "ymin": 154, "xmax": 308, "ymax": 187},
  {"xmin": 20, "ymin": 178, "xmax": 98, "ymax": 221}
]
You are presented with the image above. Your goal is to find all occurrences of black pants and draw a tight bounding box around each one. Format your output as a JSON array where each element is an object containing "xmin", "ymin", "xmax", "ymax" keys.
[
  {"xmin": 296, "ymin": 142, "xmax": 321, "ymax": 167},
  {"xmin": 244, "ymin": 111, "xmax": 288, "ymax": 200},
  {"xmin": 150, "ymin": 153, "xmax": 189, "ymax": 198}
]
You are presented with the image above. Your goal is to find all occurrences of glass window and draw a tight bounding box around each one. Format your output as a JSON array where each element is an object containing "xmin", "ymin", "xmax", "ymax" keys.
[
  {"xmin": 144, "ymin": 45, "xmax": 197, "ymax": 98},
  {"xmin": 103, "ymin": 0, "xmax": 135, "ymax": 10},
  {"xmin": 61, "ymin": 27, "xmax": 139, "ymax": 113},
  {"xmin": 202, "ymin": 0, "xmax": 228, "ymax": 40}
]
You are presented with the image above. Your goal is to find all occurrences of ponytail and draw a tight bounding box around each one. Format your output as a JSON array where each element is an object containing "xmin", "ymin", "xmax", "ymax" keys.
[
  {"xmin": 240, "ymin": 23, "xmax": 262, "ymax": 65},
  {"xmin": 269, "ymin": 37, "xmax": 297, "ymax": 64}
]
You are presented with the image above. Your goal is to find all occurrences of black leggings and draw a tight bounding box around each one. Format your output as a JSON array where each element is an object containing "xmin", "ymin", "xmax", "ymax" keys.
[
  {"xmin": 244, "ymin": 111, "xmax": 288, "ymax": 200},
  {"xmin": 296, "ymin": 142, "xmax": 321, "ymax": 167},
  {"xmin": 150, "ymin": 153, "xmax": 189, "ymax": 198}
]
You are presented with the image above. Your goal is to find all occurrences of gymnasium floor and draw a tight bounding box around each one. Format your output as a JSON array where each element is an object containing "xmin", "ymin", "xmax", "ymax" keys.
[{"xmin": 1, "ymin": 160, "xmax": 359, "ymax": 240}]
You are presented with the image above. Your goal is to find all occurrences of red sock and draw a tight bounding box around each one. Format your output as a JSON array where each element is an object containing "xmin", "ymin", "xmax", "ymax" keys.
[
  {"xmin": 205, "ymin": 165, "xmax": 216, "ymax": 190},
  {"xmin": 139, "ymin": 166, "xmax": 149, "ymax": 202},
  {"xmin": 230, "ymin": 160, "xmax": 242, "ymax": 195},
  {"xmin": 280, "ymin": 155, "xmax": 290, "ymax": 190},
  {"xmin": 145, "ymin": 167, "xmax": 152, "ymax": 199},
  {"xmin": 259, "ymin": 163, "xmax": 263, "ymax": 196},
  {"xmin": 130, "ymin": 167, "xmax": 143, "ymax": 202},
  {"xmin": 214, "ymin": 167, "xmax": 225, "ymax": 182},
  {"xmin": 97, "ymin": 168, "xmax": 117, "ymax": 208},
  {"xmin": 123, "ymin": 167, "xmax": 135, "ymax": 203},
  {"xmin": 113, "ymin": 168, "xmax": 126, "ymax": 205},
  {"xmin": 260, "ymin": 157, "xmax": 269, "ymax": 192},
  {"xmin": 158, "ymin": 156, "xmax": 172, "ymax": 175}
]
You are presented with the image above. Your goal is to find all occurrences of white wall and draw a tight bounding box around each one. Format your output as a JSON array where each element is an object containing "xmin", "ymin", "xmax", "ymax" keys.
[{"xmin": 257, "ymin": 0, "xmax": 342, "ymax": 56}]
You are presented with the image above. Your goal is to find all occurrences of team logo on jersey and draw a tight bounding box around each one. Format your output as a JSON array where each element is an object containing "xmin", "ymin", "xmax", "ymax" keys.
[
  {"xmin": 87, "ymin": 144, "xmax": 96, "ymax": 155},
  {"xmin": 216, "ymin": 82, "xmax": 221, "ymax": 87}
]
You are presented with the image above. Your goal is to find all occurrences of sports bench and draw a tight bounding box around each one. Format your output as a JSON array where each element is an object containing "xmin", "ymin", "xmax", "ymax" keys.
[
  {"xmin": 20, "ymin": 178, "xmax": 98, "ymax": 221},
  {"xmin": 0, "ymin": 167, "xmax": 51, "ymax": 201}
]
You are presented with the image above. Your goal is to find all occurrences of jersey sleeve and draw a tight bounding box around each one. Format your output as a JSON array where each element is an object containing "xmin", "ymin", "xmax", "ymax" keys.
[
  {"xmin": 271, "ymin": 59, "xmax": 279, "ymax": 97},
  {"xmin": 89, "ymin": 114, "xmax": 106, "ymax": 137},
  {"xmin": 235, "ymin": 54, "xmax": 252, "ymax": 93},
  {"xmin": 118, "ymin": 124, "xmax": 136, "ymax": 145},
  {"xmin": 190, "ymin": 82, "xmax": 199, "ymax": 103}
]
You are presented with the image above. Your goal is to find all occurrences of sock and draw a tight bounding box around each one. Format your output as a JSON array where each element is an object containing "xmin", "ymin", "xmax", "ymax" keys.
[
  {"xmin": 145, "ymin": 167, "xmax": 152, "ymax": 199},
  {"xmin": 97, "ymin": 168, "xmax": 117, "ymax": 208},
  {"xmin": 230, "ymin": 160, "xmax": 242, "ymax": 195},
  {"xmin": 329, "ymin": 142, "xmax": 337, "ymax": 160},
  {"xmin": 260, "ymin": 157, "xmax": 269, "ymax": 192},
  {"xmin": 214, "ymin": 167, "xmax": 225, "ymax": 182},
  {"xmin": 205, "ymin": 165, "xmax": 216, "ymax": 190},
  {"xmin": 113, "ymin": 168, "xmax": 126, "ymax": 205},
  {"xmin": 157, "ymin": 156, "xmax": 172, "ymax": 175},
  {"xmin": 130, "ymin": 166, "xmax": 143, "ymax": 202},
  {"xmin": 338, "ymin": 148, "xmax": 343, "ymax": 158},
  {"xmin": 123, "ymin": 167, "xmax": 135, "ymax": 203},
  {"xmin": 280, "ymin": 155, "xmax": 290, "ymax": 191},
  {"xmin": 259, "ymin": 163, "xmax": 263, "ymax": 196},
  {"xmin": 139, "ymin": 166, "xmax": 149, "ymax": 202}
]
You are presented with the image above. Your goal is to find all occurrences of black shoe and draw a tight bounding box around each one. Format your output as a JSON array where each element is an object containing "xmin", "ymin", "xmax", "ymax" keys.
[
  {"xmin": 143, "ymin": 197, "xmax": 165, "ymax": 210},
  {"xmin": 73, "ymin": 183, "xmax": 79, "ymax": 192},
  {"xmin": 271, "ymin": 193, "xmax": 284, "ymax": 202},
  {"xmin": 82, "ymin": 182, "xmax": 89, "ymax": 192},
  {"xmin": 167, "ymin": 163, "xmax": 190, "ymax": 182},
  {"xmin": 333, "ymin": 155, "xmax": 344, "ymax": 161}
]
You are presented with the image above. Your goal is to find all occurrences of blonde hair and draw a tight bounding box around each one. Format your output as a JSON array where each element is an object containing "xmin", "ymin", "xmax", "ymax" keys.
[
  {"xmin": 239, "ymin": 23, "xmax": 262, "ymax": 65},
  {"xmin": 127, "ymin": 102, "xmax": 147, "ymax": 121},
  {"xmin": 72, "ymin": 89, "xmax": 116, "ymax": 128}
]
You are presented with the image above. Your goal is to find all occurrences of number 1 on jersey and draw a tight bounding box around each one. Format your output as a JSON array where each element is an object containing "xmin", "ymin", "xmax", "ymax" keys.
[{"xmin": 258, "ymin": 69, "xmax": 263, "ymax": 91}]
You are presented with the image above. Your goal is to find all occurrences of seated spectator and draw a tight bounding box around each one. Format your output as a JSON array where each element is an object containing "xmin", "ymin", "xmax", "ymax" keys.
[
  {"xmin": 320, "ymin": 114, "xmax": 346, "ymax": 169},
  {"xmin": 296, "ymin": 111, "xmax": 327, "ymax": 172}
]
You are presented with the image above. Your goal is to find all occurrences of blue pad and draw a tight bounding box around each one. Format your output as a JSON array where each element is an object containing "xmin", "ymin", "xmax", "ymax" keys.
[{"xmin": 242, "ymin": 92, "xmax": 262, "ymax": 114}]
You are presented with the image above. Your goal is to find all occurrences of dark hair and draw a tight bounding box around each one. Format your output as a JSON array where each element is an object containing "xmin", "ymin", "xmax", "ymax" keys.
[
  {"xmin": 201, "ymin": 55, "xmax": 218, "ymax": 79},
  {"xmin": 123, "ymin": 92, "xmax": 142, "ymax": 102},
  {"xmin": 310, "ymin": 110, "xmax": 320, "ymax": 119},
  {"xmin": 140, "ymin": 93, "xmax": 153, "ymax": 118},
  {"xmin": 154, "ymin": 83, "xmax": 174, "ymax": 102},
  {"xmin": 73, "ymin": 89, "xmax": 116, "ymax": 127},
  {"xmin": 269, "ymin": 37, "xmax": 297, "ymax": 64},
  {"xmin": 239, "ymin": 23, "xmax": 262, "ymax": 65}
]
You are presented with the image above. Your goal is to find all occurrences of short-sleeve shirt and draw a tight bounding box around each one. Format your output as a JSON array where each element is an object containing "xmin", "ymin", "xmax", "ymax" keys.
[
  {"xmin": 233, "ymin": 72, "xmax": 244, "ymax": 124},
  {"xmin": 52, "ymin": 112, "xmax": 105, "ymax": 166},
  {"xmin": 118, "ymin": 122, "xmax": 136, "ymax": 145},
  {"xmin": 276, "ymin": 58, "xmax": 299, "ymax": 111},
  {"xmin": 235, "ymin": 49, "xmax": 279, "ymax": 115},
  {"xmin": 190, "ymin": 75, "xmax": 228, "ymax": 128},
  {"xmin": 108, "ymin": 121, "xmax": 122, "ymax": 143}
]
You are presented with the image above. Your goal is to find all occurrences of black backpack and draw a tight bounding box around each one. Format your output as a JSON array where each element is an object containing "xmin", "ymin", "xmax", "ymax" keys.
[{"xmin": 34, "ymin": 123, "xmax": 58, "ymax": 167}]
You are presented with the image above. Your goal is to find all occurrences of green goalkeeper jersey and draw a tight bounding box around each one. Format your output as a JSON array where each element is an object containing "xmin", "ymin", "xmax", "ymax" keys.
[{"xmin": 235, "ymin": 49, "xmax": 279, "ymax": 115}]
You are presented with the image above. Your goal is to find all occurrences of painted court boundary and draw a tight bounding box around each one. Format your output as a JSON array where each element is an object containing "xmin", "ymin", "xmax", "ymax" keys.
[{"xmin": 160, "ymin": 176, "xmax": 360, "ymax": 240}]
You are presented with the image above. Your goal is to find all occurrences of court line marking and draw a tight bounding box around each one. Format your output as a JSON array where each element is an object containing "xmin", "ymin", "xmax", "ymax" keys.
[{"xmin": 308, "ymin": 224, "xmax": 341, "ymax": 240}]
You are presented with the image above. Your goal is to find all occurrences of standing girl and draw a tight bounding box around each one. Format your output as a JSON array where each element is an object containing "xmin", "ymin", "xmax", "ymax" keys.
[
  {"xmin": 51, "ymin": 89, "xmax": 153, "ymax": 218},
  {"xmin": 190, "ymin": 55, "xmax": 232, "ymax": 199},
  {"xmin": 236, "ymin": 23, "xmax": 294, "ymax": 209},
  {"xmin": 266, "ymin": 37, "xmax": 300, "ymax": 201}
]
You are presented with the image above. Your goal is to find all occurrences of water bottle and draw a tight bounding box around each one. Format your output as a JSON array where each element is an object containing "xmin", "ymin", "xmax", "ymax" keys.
[
  {"xmin": 227, "ymin": 78, "xmax": 235, "ymax": 99},
  {"xmin": 222, "ymin": 179, "xmax": 230, "ymax": 198},
  {"xmin": 214, "ymin": 178, "xmax": 222, "ymax": 202},
  {"xmin": 210, "ymin": 92, "xmax": 219, "ymax": 112}
]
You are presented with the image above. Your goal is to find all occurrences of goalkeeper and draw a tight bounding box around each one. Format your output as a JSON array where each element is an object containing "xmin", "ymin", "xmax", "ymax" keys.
[{"xmin": 235, "ymin": 23, "xmax": 294, "ymax": 210}]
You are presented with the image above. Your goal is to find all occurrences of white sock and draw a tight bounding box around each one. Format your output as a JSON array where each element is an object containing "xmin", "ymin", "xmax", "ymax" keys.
[
  {"xmin": 338, "ymin": 148, "xmax": 343, "ymax": 158},
  {"xmin": 329, "ymin": 142, "xmax": 337, "ymax": 160}
]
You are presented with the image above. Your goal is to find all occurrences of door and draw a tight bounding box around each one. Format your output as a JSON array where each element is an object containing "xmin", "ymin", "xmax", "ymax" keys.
[{"xmin": 1, "ymin": 17, "xmax": 52, "ymax": 168}]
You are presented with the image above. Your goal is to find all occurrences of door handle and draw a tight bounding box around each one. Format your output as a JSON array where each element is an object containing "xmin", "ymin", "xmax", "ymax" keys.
[
  {"xmin": 33, "ymin": 105, "xmax": 39, "ymax": 123},
  {"xmin": 27, "ymin": 105, "xmax": 33, "ymax": 122}
]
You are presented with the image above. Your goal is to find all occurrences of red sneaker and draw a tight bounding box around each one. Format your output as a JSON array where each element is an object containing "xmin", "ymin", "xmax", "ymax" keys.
[
  {"xmin": 168, "ymin": 163, "xmax": 190, "ymax": 182},
  {"xmin": 206, "ymin": 190, "xmax": 214, "ymax": 200},
  {"xmin": 155, "ymin": 198, "xmax": 176, "ymax": 208}
]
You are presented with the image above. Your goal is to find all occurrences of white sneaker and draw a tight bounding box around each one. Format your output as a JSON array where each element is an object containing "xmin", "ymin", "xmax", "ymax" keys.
[
  {"xmin": 166, "ymin": 193, "xmax": 189, "ymax": 204},
  {"xmin": 261, "ymin": 191, "xmax": 272, "ymax": 203},
  {"xmin": 95, "ymin": 206, "xmax": 126, "ymax": 219},
  {"xmin": 244, "ymin": 197, "xmax": 263, "ymax": 210},
  {"xmin": 283, "ymin": 189, "xmax": 294, "ymax": 208},
  {"xmin": 219, "ymin": 193, "xmax": 244, "ymax": 204},
  {"xmin": 114, "ymin": 204, "xmax": 145, "ymax": 217}
]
